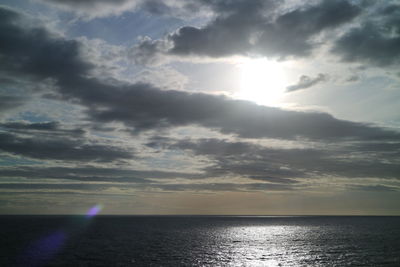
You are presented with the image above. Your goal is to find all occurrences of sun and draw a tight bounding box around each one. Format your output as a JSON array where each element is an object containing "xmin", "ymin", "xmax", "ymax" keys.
[{"xmin": 235, "ymin": 58, "xmax": 287, "ymax": 106}]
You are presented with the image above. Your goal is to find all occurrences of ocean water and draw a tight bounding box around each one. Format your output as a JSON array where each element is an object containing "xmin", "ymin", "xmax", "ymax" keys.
[{"xmin": 1, "ymin": 216, "xmax": 399, "ymax": 266}]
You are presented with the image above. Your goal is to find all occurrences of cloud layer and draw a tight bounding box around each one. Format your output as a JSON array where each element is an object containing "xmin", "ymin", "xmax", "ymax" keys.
[{"xmin": 0, "ymin": 1, "xmax": 399, "ymax": 214}]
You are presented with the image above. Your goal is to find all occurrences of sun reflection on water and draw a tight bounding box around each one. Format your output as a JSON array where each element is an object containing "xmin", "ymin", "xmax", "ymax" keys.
[{"xmin": 211, "ymin": 224, "xmax": 311, "ymax": 266}]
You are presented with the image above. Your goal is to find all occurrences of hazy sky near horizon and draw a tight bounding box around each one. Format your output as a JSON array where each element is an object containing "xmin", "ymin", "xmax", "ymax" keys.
[{"xmin": 1, "ymin": 0, "xmax": 400, "ymax": 215}]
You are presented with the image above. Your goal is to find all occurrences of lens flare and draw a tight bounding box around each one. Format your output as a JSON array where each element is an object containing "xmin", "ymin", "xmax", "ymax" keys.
[
  {"xmin": 86, "ymin": 204, "xmax": 103, "ymax": 217},
  {"xmin": 21, "ymin": 230, "xmax": 66, "ymax": 266}
]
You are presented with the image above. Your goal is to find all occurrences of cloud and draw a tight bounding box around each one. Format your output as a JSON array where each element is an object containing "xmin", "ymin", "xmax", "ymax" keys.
[
  {"xmin": 40, "ymin": 0, "xmax": 205, "ymax": 19},
  {"xmin": 164, "ymin": 138, "xmax": 400, "ymax": 181},
  {"xmin": 1, "ymin": 5, "xmax": 399, "ymax": 144},
  {"xmin": 1, "ymin": 121, "xmax": 59, "ymax": 131},
  {"xmin": 39, "ymin": 0, "xmax": 400, "ymax": 70},
  {"xmin": 1, "ymin": 166, "xmax": 297, "ymax": 193},
  {"xmin": 0, "ymin": 166, "xmax": 204, "ymax": 181},
  {"xmin": 143, "ymin": 182, "xmax": 294, "ymax": 192},
  {"xmin": 286, "ymin": 73, "xmax": 328, "ymax": 92},
  {"xmin": 82, "ymin": 82, "xmax": 400, "ymax": 141},
  {"xmin": 0, "ymin": 121, "xmax": 129, "ymax": 163},
  {"xmin": 0, "ymin": 131, "xmax": 133, "ymax": 162},
  {"xmin": 0, "ymin": 7, "xmax": 92, "ymax": 82},
  {"xmin": 346, "ymin": 75, "xmax": 360, "ymax": 82},
  {"xmin": 129, "ymin": 36, "xmax": 172, "ymax": 66},
  {"xmin": 0, "ymin": 96, "xmax": 26, "ymax": 112},
  {"xmin": 134, "ymin": 0, "xmax": 360, "ymax": 61},
  {"xmin": 0, "ymin": 181, "xmax": 294, "ymax": 193},
  {"xmin": 0, "ymin": 183, "xmax": 111, "ymax": 191},
  {"xmin": 348, "ymin": 184, "xmax": 399, "ymax": 192},
  {"xmin": 332, "ymin": 4, "xmax": 400, "ymax": 66},
  {"xmin": 0, "ymin": 121, "xmax": 84, "ymax": 136},
  {"xmin": 40, "ymin": 0, "xmax": 141, "ymax": 18}
]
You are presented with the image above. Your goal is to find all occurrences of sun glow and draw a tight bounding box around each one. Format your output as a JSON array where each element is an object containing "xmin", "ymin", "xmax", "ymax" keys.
[{"xmin": 236, "ymin": 58, "xmax": 287, "ymax": 106}]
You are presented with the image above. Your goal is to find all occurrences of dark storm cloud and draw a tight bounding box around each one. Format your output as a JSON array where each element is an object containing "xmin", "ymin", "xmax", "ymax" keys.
[
  {"xmin": 286, "ymin": 73, "xmax": 328, "ymax": 92},
  {"xmin": 0, "ymin": 132, "xmax": 132, "ymax": 162},
  {"xmin": 332, "ymin": 5, "xmax": 400, "ymax": 66},
  {"xmin": 150, "ymin": 0, "xmax": 361, "ymax": 59}
]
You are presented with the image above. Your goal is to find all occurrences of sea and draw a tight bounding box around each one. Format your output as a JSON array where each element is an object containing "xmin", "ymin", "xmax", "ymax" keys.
[{"xmin": 1, "ymin": 216, "xmax": 399, "ymax": 266}]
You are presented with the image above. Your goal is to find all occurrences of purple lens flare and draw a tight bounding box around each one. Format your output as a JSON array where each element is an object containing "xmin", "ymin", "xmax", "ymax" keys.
[
  {"xmin": 20, "ymin": 230, "xmax": 66, "ymax": 266},
  {"xmin": 86, "ymin": 204, "xmax": 103, "ymax": 217}
]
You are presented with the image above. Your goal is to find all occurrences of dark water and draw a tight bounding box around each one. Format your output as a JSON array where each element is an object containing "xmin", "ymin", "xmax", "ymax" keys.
[{"xmin": 1, "ymin": 216, "xmax": 399, "ymax": 266}]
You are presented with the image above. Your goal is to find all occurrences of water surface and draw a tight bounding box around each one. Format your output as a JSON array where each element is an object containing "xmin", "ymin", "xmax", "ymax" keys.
[{"xmin": 1, "ymin": 216, "xmax": 399, "ymax": 266}]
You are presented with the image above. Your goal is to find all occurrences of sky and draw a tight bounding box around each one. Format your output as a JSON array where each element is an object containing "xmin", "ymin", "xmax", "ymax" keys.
[{"xmin": 0, "ymin": 0, "xmax": 400, "ymax": 215}]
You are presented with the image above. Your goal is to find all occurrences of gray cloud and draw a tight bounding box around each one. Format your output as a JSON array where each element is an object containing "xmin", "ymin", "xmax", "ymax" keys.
[
  {"xmin": 0, "ymin": 166, "xmax": 296, "ymax": 193},
  {"xmin": 44, "ymin": 0, "xmax": 130, "ymax": 8},
  {"xmin": 0, "ymin": 132, "xmax": 133, "ymax": 162},
  {"xmin": 164, "ymin": 138, "xmax": 400, "ymax": 181},
  {"xmin": 144, "ymin": 182, "xmax": 294, "ymax": 192},
  {"xmin": 40, "ymin": 0, "xmax": 207, "ymax": 18},
  {"xmin": 0, "ymin": 119, "xmax": 132, "ymax": 162},
  {"xmin": 348, "ymin": 184, "xmax": 399, "ymax": 192},
  {"xmin": 286, "ymin": 73, "xmax": 328, "ymax": 92},
  {"xmin": 332, "ymin": 5, "xmax": 400, "ymax": 66},
  {"xmin": 0, "ymin": 1, "xmax": 398, "ymax": 204},
  {"xmin": 0, "ymin": 96, "xmax": 26, "ymax": 112},
  {"xmin": 129, "ymin": 37, "xmax": 171, "ymax": 66},
  {"xmin": 82, "ymin": 82, "xmax": 400, "ymax": 141},
  {"xmin": 0, "ymin": 166, "xmax": 204, "ymax": 182},
  {"xmin": 1, "ymin": 5, "xmax": 399, "ymax": 144},
  {"xmin": 0, "ymin": 183, "xmax": 110, "ymax": 191},
  {"xmin": 131, "ymin": 1, "xmax": 400, "ymax": 69},
  {"xmin": 0, "ymin": 7, "xmax": 92, "ymax": 78},
  {"xmin": 139, "ymin": 0, "xmax": 361, "ymax": 59},
  {"xmin": 40, "ymin": 0, "xmax": 400, "ymax": 69},
  {"xmin": 0, "ymin": 181, "xmax": 294, "ymax": 193},
  {"xmin": 40, "ymin": 0, "xmax": 140, "ymax": 18},
  {"xmin": 346, "ymin": 75, "xmax": 360, "ymax": 82},
  {"xmin": 1, "ymin": 121, "xmax": 59, "ymax": 131},
  {"xmin": 0, "ymin": 121, "xmax": 84, "ymax": 137}
]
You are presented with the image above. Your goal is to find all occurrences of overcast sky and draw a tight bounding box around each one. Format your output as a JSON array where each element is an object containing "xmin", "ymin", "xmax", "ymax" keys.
[{"xmin": 1, "ymin": 0, "xmax": 400, "ymax": 215}]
